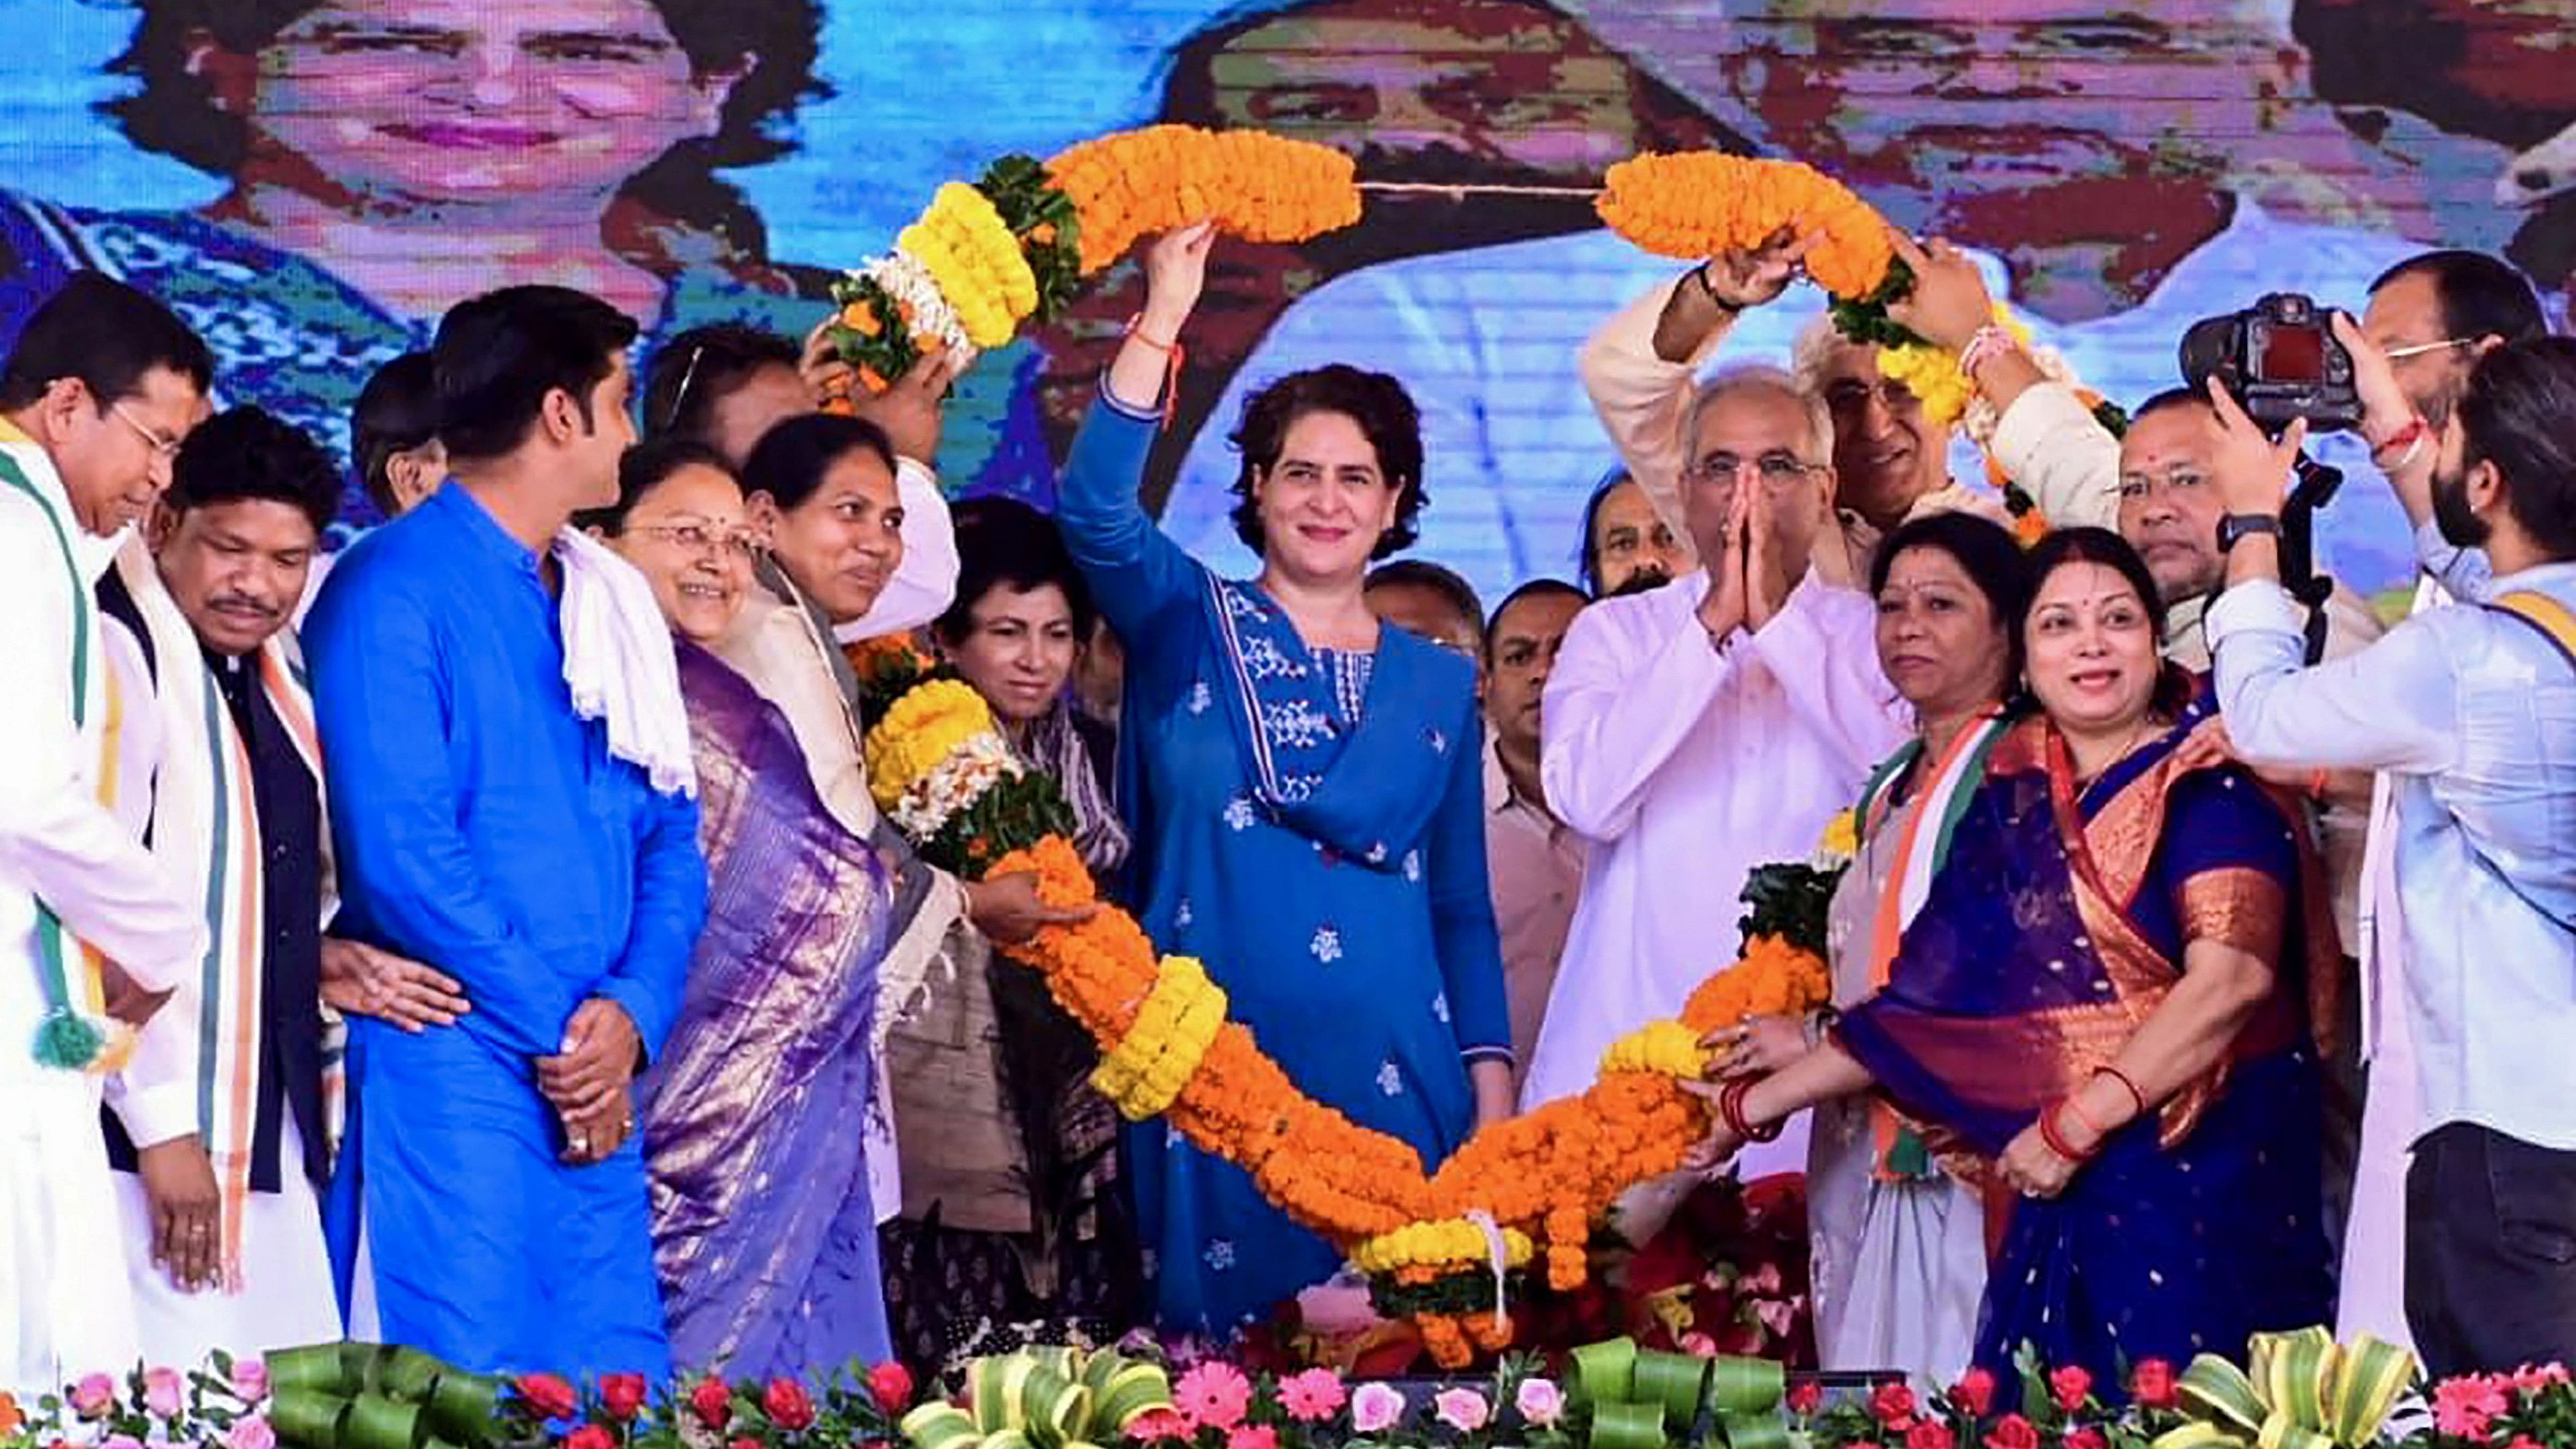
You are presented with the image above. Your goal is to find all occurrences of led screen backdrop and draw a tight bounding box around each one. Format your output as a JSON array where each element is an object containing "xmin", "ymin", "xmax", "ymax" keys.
[{"xmin": 2, "ymin": 0, "xmax": 2571, "ymax": 605}]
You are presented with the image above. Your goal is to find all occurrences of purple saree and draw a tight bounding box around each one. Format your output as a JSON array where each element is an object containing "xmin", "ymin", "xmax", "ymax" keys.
[
  {"xmin": 641, "ymin": 640, "xmax": 899, "ymax": 1377},
  {"xmin": 1834, "ymin": 715, "xmax": 2340, "ymax": 1387}
]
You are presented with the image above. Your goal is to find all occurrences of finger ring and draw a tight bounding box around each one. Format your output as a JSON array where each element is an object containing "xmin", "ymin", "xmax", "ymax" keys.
[
  {"xmin": 189, "ymin": 1224, "xmax": 209, "ymax": 1236},
  {"xmin": 573, "ymin": 1136, "xmax": 591, "ymax": 1154}
]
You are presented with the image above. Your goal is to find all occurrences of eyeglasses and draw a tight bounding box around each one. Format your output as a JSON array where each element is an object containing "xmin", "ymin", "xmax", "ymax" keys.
[
  {"xmin": 2383, "ymin": 337, "xmax": 2475, "ymax": 362},
  {"xmin": 110, "ymin": 401, "xmax": 183, "ymax": 460},
  {"xmin": 631, "ymin": 519, "xmax": 761, "ymax": 559},
  {"xmin": 2115, "ymin": 467, "xmax": 2209, "ymax": 500},
  {"xmin": 1681, "ymin": 451, "xmax": 1825, "ymax": 486}
]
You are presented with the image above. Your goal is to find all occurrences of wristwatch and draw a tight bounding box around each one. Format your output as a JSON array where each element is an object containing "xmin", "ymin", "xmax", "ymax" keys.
[{"xmin": 2215, "ymin": 513, "xmax": 2281, "ymax": 553}]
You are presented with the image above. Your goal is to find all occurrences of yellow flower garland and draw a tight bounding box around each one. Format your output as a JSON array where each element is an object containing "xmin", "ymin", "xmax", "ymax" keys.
[
  {"xmin": 1875, "ymin": 307, "xmax": 2035, "ymax": 428},
  {"xmin": 1597, "ymin": 1021, "xmax": 1710, "ymax": 1078},
  {"xmin": 865, "ymin": 679, "xmax": 997, "ymax": 810},
  {"xmin": 1351, "ymin": 1219, "xmax": 1536, "ymax": 1276},
  {"xmin": 1092, "ymin": 955, "xmax": 1228, "ymax": 1119}
]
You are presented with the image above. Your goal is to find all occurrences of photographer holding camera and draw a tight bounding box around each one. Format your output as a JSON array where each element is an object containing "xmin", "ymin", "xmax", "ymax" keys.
[{"xmin": 2203, "ymin": 334, "xmax": 2576, "ymax": 1379}]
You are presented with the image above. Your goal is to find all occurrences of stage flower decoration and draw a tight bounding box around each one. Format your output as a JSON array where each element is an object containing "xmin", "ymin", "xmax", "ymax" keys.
[
  {"xmin": 860, "ymin": 673, "xmax": 1837, "ymax": 1365},
  {"xmin": 826, "ymin": 126, "xmax": 1361, "ymax": 396}
]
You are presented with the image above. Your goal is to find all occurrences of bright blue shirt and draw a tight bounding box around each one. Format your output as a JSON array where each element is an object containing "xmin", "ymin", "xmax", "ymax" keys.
[{"xmin": 305, "ymin": 482, "xmax": 705, "ymax": 1376}]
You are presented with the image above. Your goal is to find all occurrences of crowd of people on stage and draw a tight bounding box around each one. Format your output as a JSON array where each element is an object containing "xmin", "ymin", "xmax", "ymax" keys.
[{"xmin": 4, "ymin": 201, "xmax": 2574, "ymax": 1406}]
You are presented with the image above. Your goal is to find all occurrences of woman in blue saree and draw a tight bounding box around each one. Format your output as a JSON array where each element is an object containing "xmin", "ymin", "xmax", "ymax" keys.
[
  {"xmin": 588, "ymin": 440, "xmax": 901, "ymax": 1376},
  {"xmin": 1055, "ymin": 225, "xmax": 1513, "ymax": 1335},
  {"xmin": 1701, "ymin": 529, "xmax": 2336, "ymax": 1386}
]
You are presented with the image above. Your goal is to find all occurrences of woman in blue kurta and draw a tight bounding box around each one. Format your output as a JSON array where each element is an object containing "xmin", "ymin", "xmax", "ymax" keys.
[
  {"xmin": 1701, "ymin": 531, "xmax": 2334, "ymax": 1389},
  {"xmin": 1054, "ymin": 225, "xmax": 1512, "ymax": 1333}
]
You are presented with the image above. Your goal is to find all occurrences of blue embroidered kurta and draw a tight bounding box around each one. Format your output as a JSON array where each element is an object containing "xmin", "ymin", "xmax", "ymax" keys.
[
  {"xmin": 1056, "ymin": 395, "xmax": 1509, "ymax": 1332},
  {"xmin": 303, "ymin": 485, "xmax": 705, "ymax": 1378}
]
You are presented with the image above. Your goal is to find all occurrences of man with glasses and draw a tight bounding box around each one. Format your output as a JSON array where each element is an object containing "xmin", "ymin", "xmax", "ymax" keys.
[
  {"xmin": 0, "ymin": 271, "xmax": 213, "ymax": 1396},
  {"xmin": 1524, "ymin": 366, "xmax": 1903, "ymax": 1164}
]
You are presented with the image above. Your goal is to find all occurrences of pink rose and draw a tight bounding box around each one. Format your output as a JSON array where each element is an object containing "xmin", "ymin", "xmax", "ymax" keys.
[
  {"xmin": 1433, "ymin": 1388, "xmax": 1490, "ymax": 1434},
  {"xmin": 70, "ymin": 1375, "xmax": 118, "ymax": 1420},
  {"xmin": 1351, "ymin": 1383, "xmax": 1406, "ymax": 1435},
  {"xmin": 1279, "ymin": 1369, "xmax": 1349, "ymax": 1424},
  {"xmin": 2049, "ymin": 1367, "xmax": 2093, "ymax": 1414},
  {"xmin": 143, "ymin": 1369, "xmax": 186, "ymax": 1420},
  {"xmin": 1227, "ymin": 1427, "xmax": 1279, "ymax": 1449},
  {"xmin": 565, "ymin": 1426, "xmax": 616, "ymax": 1449},
  {"xmin": 1514, "ymin": 1379, "xmax": 1565, "ymax": 1429},
  {"xmin": 1949, "ymin": 1369, "xmax": 1997, "ymax": 1418},
  {"xmin": 1871, "ymin": 1383, "xmax": 1920, "ymax": 1431},
  {"xmin": 763, "ymin": 1379, "xmax": 816, "ymax": 1432},
  {"xmin": 231, "ymin": 1361, "xmax": 271, "ymax": 1404},
  {"xmin": 2513, "ymin": 1364, "xmax": 2571, "ymax": 1393},
  {"xmin": 225, "ymin": 1416, "xmax": 277, "ymax": 1449},
  {"xmin": 1175, "ymin": 1363, "xmax": 1253, "ymax": 1433},
  {"xmin": 2067, "ymin": 1428, "xmax": 2108, "ymax": 1449}
]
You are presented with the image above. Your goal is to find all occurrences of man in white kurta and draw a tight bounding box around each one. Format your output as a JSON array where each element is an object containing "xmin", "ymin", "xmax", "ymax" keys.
[
  {"xmin": 1525, "ymin": 366, "xmax": 1906, "ymax": 1181},
  {"xmin": 0, "ymin": 273, "xmax": 213, "ymax": 1396}
]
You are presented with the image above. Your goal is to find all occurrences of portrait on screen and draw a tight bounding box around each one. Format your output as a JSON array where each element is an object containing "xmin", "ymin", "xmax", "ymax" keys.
[{"xmin": 0, "ymin": 0, "xmax": 2567, "ymax": 597}]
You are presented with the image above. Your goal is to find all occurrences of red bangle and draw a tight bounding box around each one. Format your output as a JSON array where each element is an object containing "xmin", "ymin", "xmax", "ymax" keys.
[
  {"xmin": 2092, "ymin": 1064, "xmax": 2148, "ymax": 1119},
  {"xmin": 2367, "ymin": 415, "xmax": 2427, "ymax": 456},
  {"xmin": 1718, "ymin": 1077, "xmax": 1784, "ymax": 1143},
  {"xmin": 2037, "ymin": 1103, "xmax": 2093, "ymax": 1163}
]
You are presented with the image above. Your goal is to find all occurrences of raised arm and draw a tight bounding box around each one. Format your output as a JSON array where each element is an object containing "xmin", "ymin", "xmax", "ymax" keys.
[
  {"xmin": 1580, "ymin": 231, "xmax": 1812, "ymax": 537},
  {"xmin": 0, "ymin": 515, "xmax": 204, "ymax": 990},
  {"xmin": 1887, "ymin": 232, "xmax": 2121, "ymax": 530},
  {"xmin": 1056, "ymin": 225, "xmax": 1216, "ymax": 642},
  {"xmin": 304, "ymin": 579, "xmax": 581, "ymax": 1060}
]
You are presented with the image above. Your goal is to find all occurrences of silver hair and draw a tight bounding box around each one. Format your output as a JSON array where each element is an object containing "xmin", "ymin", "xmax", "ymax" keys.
[
  {"xmin": 1683, "ymin": 361, "xmax": 1835, "ymax": 470},
  {"xmin": 1788, "ymin": 313, "xmax": 1851, "ymax": 397}
]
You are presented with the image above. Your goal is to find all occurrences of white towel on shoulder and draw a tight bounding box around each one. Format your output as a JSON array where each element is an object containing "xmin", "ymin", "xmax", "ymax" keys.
[{"xmin": 552, "ymin": 525, "xmax": 696, "ymax": 799}]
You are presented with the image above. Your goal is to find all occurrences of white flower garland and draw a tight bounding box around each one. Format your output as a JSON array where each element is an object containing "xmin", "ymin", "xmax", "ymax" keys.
[
  {"xmin": 890, "ymin": 730, "xmax": 1018, "ymax": 839},
  {"xmin": 856, "ymin": 251, "xmax": 976, "ymax": 367}
]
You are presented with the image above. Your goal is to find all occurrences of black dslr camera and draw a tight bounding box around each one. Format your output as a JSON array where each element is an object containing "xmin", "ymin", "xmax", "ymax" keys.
[{"xmin": 2177, "ymin": 292, "xmax": 2363, "ymax": 433}]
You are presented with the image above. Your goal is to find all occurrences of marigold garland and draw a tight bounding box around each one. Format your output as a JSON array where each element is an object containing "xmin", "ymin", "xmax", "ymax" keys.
[
  {"xmin": 826, "ymin": 126, "xmax": 1360, "ymax": 393},
  {"xmin": 863, "ymin": 679, "xmax": 1837, "ymax": 1366}
]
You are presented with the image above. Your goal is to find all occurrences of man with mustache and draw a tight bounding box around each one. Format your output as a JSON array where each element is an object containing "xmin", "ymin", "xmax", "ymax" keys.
[
  {"xmin": 0, "ymin": 270, "xmax": 211, "ymax": 1398},
  {"xmin": 2208, "ymin": 336, "xmax": 2576, "ymax": 1379},
  {"xmin": 95, "ymin": 405, "xmax": 460, "ymax": 1359},
  {"xmin": 1161, "ymin": 0, "xmax": 2431, "ymax": 602},
  {"xmin": 1030, "ymin": 0, "xmax": 1742, "ymax": 603}
]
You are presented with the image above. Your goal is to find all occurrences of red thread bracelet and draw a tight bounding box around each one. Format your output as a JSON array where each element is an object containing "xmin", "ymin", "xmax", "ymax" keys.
[
  {"xmin": 2037, "ymin": 1102, "xmax": 2092, "ymax": 1163},
  {"xmin": 1121, "ymin": 314, "xmax": 1186, "ymax": 430}
]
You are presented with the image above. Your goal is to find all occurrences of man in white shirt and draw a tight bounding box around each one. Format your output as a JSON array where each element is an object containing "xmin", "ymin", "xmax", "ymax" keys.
[
  {"xmin": 1161, "ymin": 0, "xmax": 2424, "ymax": 603},
  {"xmin": 2208, "ymin": 335, "xmax": 2576, "ymax": 1378},
  {"xmin": 1528, "ymin": 364, "xmax": 1904, "ymax": 1178},
  {"xmin": 2334, "ymin": 248, "xmax": 2552, "ymax": 1351},
  {"xmin": 0, "ymin": 272, "xmax": 213, "ymax": 1396}
]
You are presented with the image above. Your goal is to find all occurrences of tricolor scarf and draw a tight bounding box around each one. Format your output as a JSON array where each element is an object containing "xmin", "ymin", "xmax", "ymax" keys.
[
  {"xmin": 1850, "ymin": 711, "xmax": 2013, "ymax": 1181},
  {"xmin": 0, "ymin": 425, "xmax": 133, "ymax": 1072},
  {"xmin": 111, "ymin": 541, "xmax": 332, "ymax": 1288}
]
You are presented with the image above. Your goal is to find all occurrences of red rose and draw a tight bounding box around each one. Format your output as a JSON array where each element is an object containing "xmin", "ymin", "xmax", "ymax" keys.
[
  {"xmin": 516, "ymin": 1375, "xmax": 580, "ymax": 1422},
  {"xmin": 2067, "ymin": 1428, "xmax": 2108, "ymax": 1449},
  {"xmin": 763, "ymin": 1379, "xmax": 816, "ymax": 1432},
  {"xmin": 1907, "ymin": 1421, "xmax": 1957, "ymax": 1449},
  {"xmin": 1984, "ymin": 1414, "xmax": 2039, "ymax": 1449},
  {"xmin": 566, "ymin": 1426, "xmax": 616, "ymax": 1449},
  {"xmin": 1947, "ymin": 1369, "xmax": 1996, "ymax": 1418},
  {"xmin": 2130, "ymin": 1360, "xmax": 2179, "ymax": 1410},
  {"xmin": 2049, "ymin": 1367, "xmax": 2093, "ymax": 1414},
  {"xmin": 1871, "ymin": 1382, "xmax": 1920, "ymax": 1430},
  {"xmin": 1786, "ymin": 1382, "xmax": 1825, "ymax": 1416},
  {"xmin": 599, "ymin": 1375, "xmax": 648, "ymax": 1424},
  {"xmin": 867, "ymin": 1363, "xmax": 915, "ymax": 1414},
  {"xmin": 732, "ymin": 1439, "xmax": 764, "ymax": 1449},
  {"xmin": 692, "ymin": 1378, "xmax": 735, "ymax": 1432}
]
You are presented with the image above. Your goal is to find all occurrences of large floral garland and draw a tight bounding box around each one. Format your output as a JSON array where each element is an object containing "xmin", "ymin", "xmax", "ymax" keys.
[
  {"xmin": 1595, "ymin": 152, "xmax": 2122, "ymax": 445},
  {"xmin": 824, "ymin": 126, "xmax": 1360, "ymax": 394},
  {"xmin": 859, "ymin": 665, "xmax": 1838, "ymax": 1365}
]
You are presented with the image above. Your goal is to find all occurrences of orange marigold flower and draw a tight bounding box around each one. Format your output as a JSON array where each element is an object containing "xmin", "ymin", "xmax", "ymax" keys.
[{"xmin": 1597, "ymin": 152, "xmax": 1896, "ymax": 300}]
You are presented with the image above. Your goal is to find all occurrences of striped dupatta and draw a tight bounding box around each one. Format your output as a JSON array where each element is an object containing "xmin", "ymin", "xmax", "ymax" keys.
[
  {"xmin": 1849, "ymin": 711, "xmax": 2013, "ymax": 1181},
  {"xmin": 110, "ymin": 541, "xmax": 329, "ymax": 1288}
]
